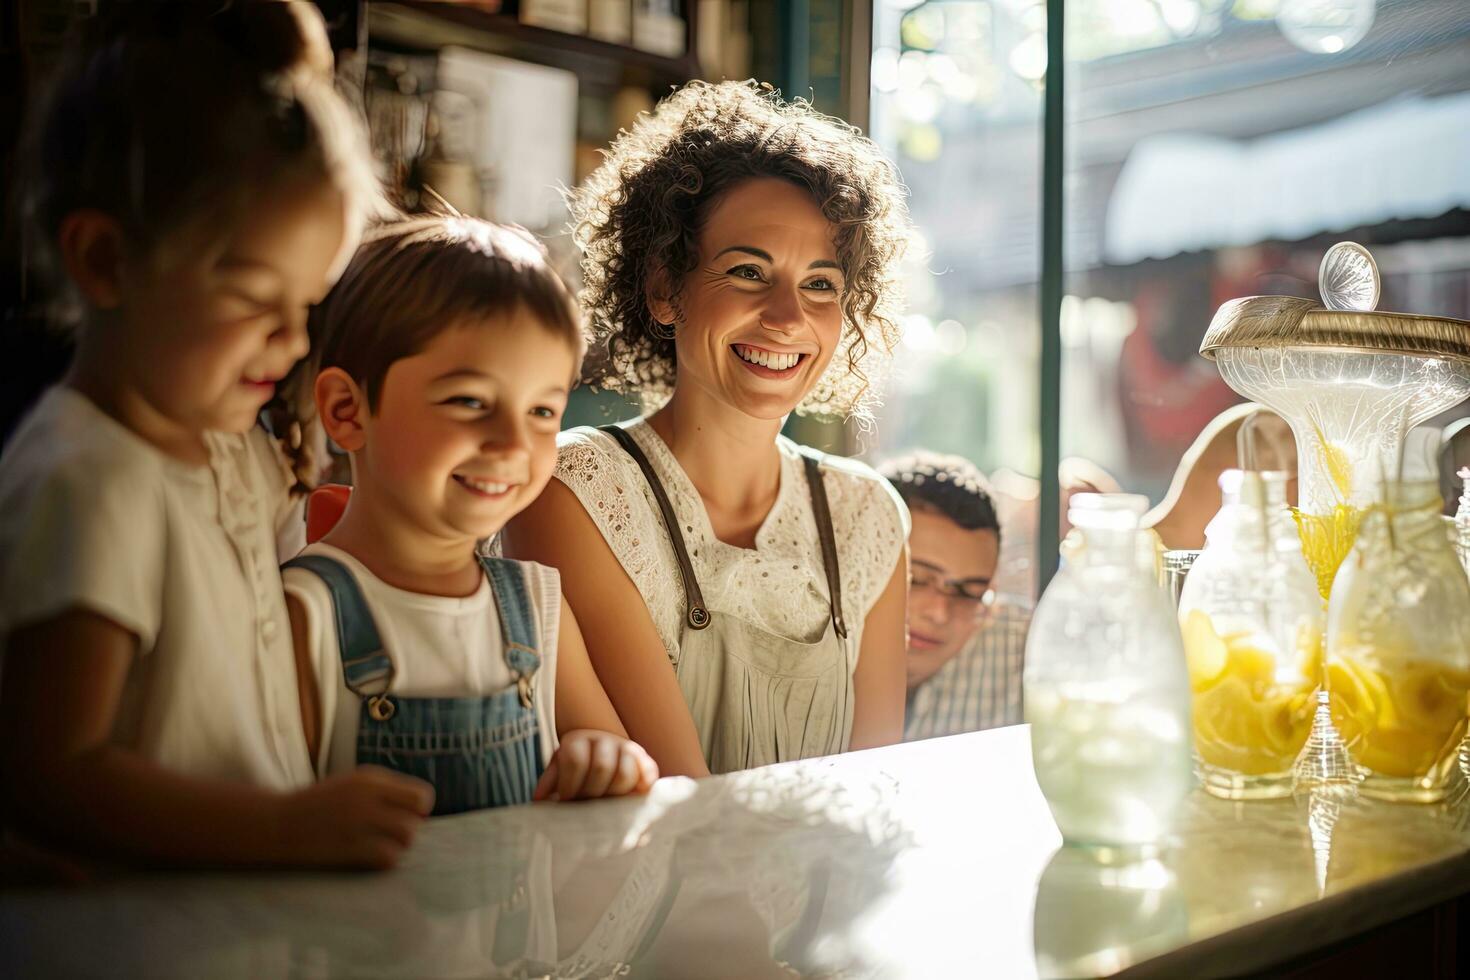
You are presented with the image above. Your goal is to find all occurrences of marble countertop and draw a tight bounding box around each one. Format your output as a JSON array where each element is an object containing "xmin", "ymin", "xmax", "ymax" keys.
[{"xmin": 5, "ymin": 725, "xmax": 1470, "ymax": 979}]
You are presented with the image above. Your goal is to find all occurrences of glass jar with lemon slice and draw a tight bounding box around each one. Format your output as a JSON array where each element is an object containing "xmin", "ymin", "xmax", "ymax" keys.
[
  {"xmin": 1178, "ymin": 470, "xmax": 1323, "ymax": 799},
  {"xmin": 1326, "ymin": 430, "xmax": 1470, "ymax": 803}
]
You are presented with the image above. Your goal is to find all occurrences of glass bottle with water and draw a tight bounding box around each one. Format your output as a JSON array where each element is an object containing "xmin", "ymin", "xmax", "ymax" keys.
[{"xmin": 1025, "ymin": 494, "xmax": 1193, "ymax": 848}]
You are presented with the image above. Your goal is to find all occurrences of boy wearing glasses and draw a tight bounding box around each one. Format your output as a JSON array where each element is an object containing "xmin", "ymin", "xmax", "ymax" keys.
[{"xmin": 879, "ymin": 452, "xmax": 1029, "ymax": 740}]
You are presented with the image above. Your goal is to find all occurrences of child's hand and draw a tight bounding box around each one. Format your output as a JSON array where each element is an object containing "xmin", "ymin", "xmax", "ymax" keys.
[
  {"xmin": 534, "ymin": 730, "xmax": 659, "ymax": 802},
  {"xmin": 277, "ymin": 766, "xmax": 434, "ymax": 869}
]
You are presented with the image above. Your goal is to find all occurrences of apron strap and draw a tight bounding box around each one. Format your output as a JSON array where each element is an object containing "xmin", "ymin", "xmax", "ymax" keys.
[
  {"xmin": 281, "ymin": 554, "xmax": 396, "ymax": 698},
  {"xmin": 799, "ymin": 450, "xmax": 848, "ymax": 640},
  {"xmin": 600, "ymin": 424, "xmax": 712, "ymax": 631},
  {"xmin": 479, "ymin": 557, "xmax": 543, "ymax": 708}
]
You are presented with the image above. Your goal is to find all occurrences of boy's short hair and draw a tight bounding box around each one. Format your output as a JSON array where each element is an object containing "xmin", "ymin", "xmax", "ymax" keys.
[
  {"xmin": 306, "ymin": 215, "xmax": 586, "ymax": 412},
  {"xmin": 880, "ymin": 450, "xmax": 1001, "ymax": 539}
]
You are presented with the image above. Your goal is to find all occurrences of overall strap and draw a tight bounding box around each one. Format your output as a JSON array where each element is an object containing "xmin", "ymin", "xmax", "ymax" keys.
[
  {"xmin": 281, "ymin": 555, "xmax": 397, "ymax": 715},
  {"xmin": 479, "ymin": 557, "xmax": 543, "ymax": 708},
  {"xmin": 798, "ymin": 450, "xmax": 848, "ymax": 640},
  {"xmin": 600, "ymin": 425, "xmax": 711, "ymax": 631}
]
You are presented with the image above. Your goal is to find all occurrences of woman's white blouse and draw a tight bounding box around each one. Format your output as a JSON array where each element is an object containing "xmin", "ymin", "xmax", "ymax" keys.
[{"xmin": 553, "ymin": 420, "xmax": 909, "ymax": 667}]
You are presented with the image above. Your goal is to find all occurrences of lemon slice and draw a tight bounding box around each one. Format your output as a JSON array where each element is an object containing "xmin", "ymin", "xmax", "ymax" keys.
[
  {"xmin": 1326, "ymin": 659, "xmax": 1376, "ymax": 744},
  {"xmin": 1389, "ymin": 663, "xmax": 1466, "ymax": 735},
  {"xmin": 1182, "ymin": 609, "xmax": 1228, "ymax": 691},
  {"xmin": 1227, "ymin": 642, "xmax": 1278, "ymax": 690},
  {"xmin": 1187, "ymin": 612, "xmax": 1317, "ymax": 774}
]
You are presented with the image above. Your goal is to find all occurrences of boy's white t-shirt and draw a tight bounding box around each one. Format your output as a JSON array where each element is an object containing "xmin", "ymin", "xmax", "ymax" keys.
[
  {"xmin": 0, "ymin": 387, "xmax": 313, "ymax": 789},
  {"xmin": 282, "ymin": 542, "xmax": 561, "ymax": 778}
]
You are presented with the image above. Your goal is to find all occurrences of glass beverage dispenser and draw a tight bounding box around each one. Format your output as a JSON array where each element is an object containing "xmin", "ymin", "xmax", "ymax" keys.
[{"xmin": 1199, "ymin": 244, "xmax": 1470, "ymax": 600}]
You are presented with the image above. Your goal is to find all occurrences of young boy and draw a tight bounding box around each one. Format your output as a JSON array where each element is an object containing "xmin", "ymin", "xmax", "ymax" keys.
[{"xmin": 283, "ymin": 216, "xmax": 656, "ymax": 812}]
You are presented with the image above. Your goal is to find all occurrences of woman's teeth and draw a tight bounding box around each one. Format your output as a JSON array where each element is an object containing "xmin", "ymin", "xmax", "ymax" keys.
[
  {"xmin": 454, "ymin": 475, "xmax": 511, "ymax": 496},
  {"xmin": 733, "ymin": 345, "xmax": 801, "ymax": 371}
]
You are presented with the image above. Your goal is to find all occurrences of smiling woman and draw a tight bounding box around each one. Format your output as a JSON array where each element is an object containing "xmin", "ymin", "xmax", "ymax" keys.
[
  {"xmin": 645, "ymin": 177, "xmax": 848, "ymax": 423},
  {"xmin": 569, "ymin": 81, "xmax": 911, "ymax": 423},
  {"xmin": 502, "ymin": 80, "xmax": 917, "ymax": 778}
]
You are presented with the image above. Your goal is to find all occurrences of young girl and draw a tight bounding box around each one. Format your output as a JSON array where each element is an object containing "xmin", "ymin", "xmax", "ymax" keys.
[
  {"xmin": 503, "ymin": 81, "xmax": 914, "ymax": 777},
  {"xmin": 282, "ymin": 214, "xmax": 658, "ymax": 812},
  {"xmin": 0, "ymin": 3, "xmax": 433, "ymax": 870}
]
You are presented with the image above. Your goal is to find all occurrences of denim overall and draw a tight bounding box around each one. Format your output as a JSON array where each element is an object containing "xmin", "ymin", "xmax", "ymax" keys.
[{"xmin": 283, "ymin": 554, "xmax": 545, "ymax": 814}]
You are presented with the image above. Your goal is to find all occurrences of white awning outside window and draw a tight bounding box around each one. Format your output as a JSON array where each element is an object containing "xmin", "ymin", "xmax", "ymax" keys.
[{"xmin": 1104, "ymin": 92, "xmax": 1470, "ymax": 265}]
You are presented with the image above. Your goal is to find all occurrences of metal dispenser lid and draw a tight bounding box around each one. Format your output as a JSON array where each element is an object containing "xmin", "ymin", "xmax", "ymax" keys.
[
  {"xmin": 1199, "ymin": 242, "xmax": 1470, "ymax": 361},
  {"xmin": 1200, "ymin": 297, "xmax": 1470, "ymax": 361}
]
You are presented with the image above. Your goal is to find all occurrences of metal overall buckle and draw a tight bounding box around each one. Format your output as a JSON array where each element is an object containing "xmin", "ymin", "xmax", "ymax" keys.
[{"xmin": 367, "ymin": 694, "xmax": 396, "ymax": 722}]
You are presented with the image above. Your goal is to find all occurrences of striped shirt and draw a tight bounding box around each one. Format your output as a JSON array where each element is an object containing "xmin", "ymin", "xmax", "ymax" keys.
[{"xmin": 904, "ymin": 601, "xmax": 1031, "ymax": 741}]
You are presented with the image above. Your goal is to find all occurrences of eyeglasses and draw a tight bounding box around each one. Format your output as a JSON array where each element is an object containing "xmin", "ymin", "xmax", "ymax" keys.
[{"xmin": 909, "ymin": 565, "xmax": 996, "ymax": 610}]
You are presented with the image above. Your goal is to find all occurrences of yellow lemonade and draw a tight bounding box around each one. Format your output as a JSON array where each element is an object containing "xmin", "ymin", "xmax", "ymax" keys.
[
  {"xmin": 1292, "ymin": 433, "xmax": 1364, "ymax": 602},
  {"xmin": 1293, "ymin": 504, "xmax": 1364, "ymax": 602},
  {"xmin": 1183, "ymin": 610, "xmax": 1318, "ymax": 778},
  {"xmin": 1326, "ymin": 651, "xmax": 1470, "ymax": 782}
]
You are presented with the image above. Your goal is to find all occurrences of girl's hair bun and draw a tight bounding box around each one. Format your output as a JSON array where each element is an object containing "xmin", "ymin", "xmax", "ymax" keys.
[
  {"xmin": 81, "ymin": 2, "xmax": 332, "ymax": 78},
  {"xmin": 22, "ymin": 0, "xmax": 381, "ymax": 329},
  {"xmin": 216, "ymin": 1, "xmax": 336, "ymax": 79}
]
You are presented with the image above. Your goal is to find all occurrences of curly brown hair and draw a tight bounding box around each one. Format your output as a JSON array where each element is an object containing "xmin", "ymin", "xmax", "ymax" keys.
[{"xmin": 569, "ymin": 80, "xmax": 912, "ymax": 421}]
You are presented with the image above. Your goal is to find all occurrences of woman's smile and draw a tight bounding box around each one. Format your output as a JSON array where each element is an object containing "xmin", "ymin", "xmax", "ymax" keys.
[{"xmin": 730, "ymin": 343, "xmax": 809, "ymax": 378}]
